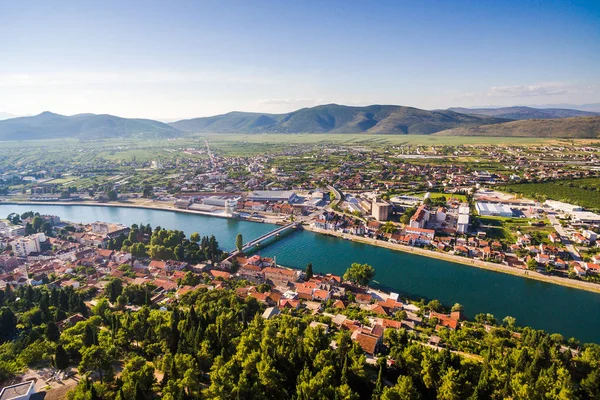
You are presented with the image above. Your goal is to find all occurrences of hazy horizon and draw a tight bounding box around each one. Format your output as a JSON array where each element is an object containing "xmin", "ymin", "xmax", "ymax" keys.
[{"xmin": 1, "ymin": 0, "xmax": 599, "ymax": 119}]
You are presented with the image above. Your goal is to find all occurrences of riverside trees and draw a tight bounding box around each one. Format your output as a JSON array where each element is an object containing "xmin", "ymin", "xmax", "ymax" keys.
[{"xmin": 116, "ymin": 223, "xmax": 224, "ymax": 264}]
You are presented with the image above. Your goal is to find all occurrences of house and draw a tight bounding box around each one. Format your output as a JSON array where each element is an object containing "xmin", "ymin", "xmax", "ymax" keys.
[
  {"xmin": 262, "ymin": 307, "xmax": 280, "ymax": 320},
  {"xmin": 429, "ymin": 311, "xmax": 460, "ymax": 330},
  {"xmin": 548, "ymin": 233, "xmax": 561, "ymax": 243},
  {"xmin": 585, "ymin": 263, "xmax": 600, "ymax": 274},
  {"xmin": 351, "ymin": 331, "xmax": 383, "ymax": 355},
  {"xmin": 573, "ymin": 263, "xmax": 586, "ymax": 277},
  {"xmin": 535, "ymin": 254, "xmax": 551, "ymax": 265}
]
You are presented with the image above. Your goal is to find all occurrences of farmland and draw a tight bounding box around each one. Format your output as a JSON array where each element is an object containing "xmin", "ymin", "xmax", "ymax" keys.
[{"xmin": 503, "ymin": 178, "xmax": 600, "ymax": 211}]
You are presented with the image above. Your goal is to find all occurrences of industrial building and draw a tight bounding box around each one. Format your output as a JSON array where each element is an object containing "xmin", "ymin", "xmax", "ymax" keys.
[
  {"xmin": 544, "ymin": 200, "xmax": 583, "ymax": 213},
  {"xmin": 475, "ymin": 202, "xmax": 513, "ymax": 217},
  {"xmin": 247, "ymin": 190, "xmax": 297, "ymax": 203}
]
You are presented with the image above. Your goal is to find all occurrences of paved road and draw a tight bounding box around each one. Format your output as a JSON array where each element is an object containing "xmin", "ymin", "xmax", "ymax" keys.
[{"xmin": 548, "ymin": 214, "xmax": 581, "ymax": 262}]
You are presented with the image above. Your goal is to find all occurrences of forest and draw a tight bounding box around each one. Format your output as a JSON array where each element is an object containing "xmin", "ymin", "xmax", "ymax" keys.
[{"xmin": 0, "ymin": 282, "xmax": 599, "ymax": 399}]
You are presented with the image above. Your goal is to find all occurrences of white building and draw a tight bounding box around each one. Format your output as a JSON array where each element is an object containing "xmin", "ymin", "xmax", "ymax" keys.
[
  {"xmin": 12, "ymin": 233, "xmax": 46, "ymax": 257},
  {"xmin": 457, "ymin": 203, "xmax": 470, "ymax": 234},
  {"xmin": 544, "ymin": 200, "xmax": 583, "ymax": 213},
  {"xmin": 0, "ymin": 380, "xmax": 35, "ymax": 400},
  {"xmin": 475, "ymin": 202, "xmax": 513, "ymax": 217},
  {"xmin": 0, "ymin": 225, "xmax": 25, "ymax": 238},
  {"xmin": 247, "ymin": 190, "xmax": 297, "ymax": 203},
  {"xmin": 203, "ymin": 195, "xmax": 240, "ymax": 208},
  {"xmin": 572, "ymin": 211, "xmax": 600, "ymax": 224},
  {"xmin": 457, "ymin": 214, "xmax": 470, "ymax": 234}
]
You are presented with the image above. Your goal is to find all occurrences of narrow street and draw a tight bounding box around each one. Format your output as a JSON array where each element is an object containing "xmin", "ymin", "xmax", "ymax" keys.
[{"xmin": 548, "ymin": 214, "xmax": 581, "ymax": 262}]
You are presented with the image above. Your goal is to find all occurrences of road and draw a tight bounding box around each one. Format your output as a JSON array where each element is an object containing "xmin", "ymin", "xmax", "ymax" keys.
[
  {"xmin": 326, "ymin": 185, "xmax": 343, "ymax": 211},
  {"xmin": 548, "ymin": 214, "xmax": 581, "ymax": 262}
]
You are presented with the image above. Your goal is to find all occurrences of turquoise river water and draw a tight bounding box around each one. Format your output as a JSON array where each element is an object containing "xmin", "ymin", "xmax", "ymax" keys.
[{"xmin": 1, "ymin": 203, "xmax": 599, "ymax": 343}]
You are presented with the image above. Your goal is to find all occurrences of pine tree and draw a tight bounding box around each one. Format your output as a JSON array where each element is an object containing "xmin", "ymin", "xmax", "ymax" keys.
[
  {"xmin": 55, "ymin": 344, "xmax": 69, "ymax": 370},
  {"xmin": 305, "ymin": 263, "xmax": 313, "ymax": 280}
]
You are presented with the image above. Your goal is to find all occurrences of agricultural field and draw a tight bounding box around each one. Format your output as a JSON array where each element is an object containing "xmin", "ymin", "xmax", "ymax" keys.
[{"xmin": 503, "ymin": 178, "xmax": 600, "ymax": 211}]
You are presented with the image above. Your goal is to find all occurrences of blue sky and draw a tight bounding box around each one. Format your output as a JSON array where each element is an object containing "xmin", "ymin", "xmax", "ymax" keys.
[{"xmin": 1, "ymin": 0, "xmax": 599, "ymax": 119}]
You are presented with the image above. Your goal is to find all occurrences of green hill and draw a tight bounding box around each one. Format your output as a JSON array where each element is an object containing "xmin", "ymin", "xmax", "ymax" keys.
[
  {"xmin": 0, "ymin": 111, "xmax": 182, "ymax": 141},
  {"xmin": 170, "ymin": 104, "xmax": 509, "ymax": 134},
  {"xmin": 434, "ymin": 116, "xmax": 600, "ymax": 138}
]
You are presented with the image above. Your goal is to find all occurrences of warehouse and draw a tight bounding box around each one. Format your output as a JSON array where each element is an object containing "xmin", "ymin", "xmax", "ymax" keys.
[
  {"xmin": 247, "ymin": 190, "xmax": 297, "ymax": 203},
  {"xmin": 475, "ymin": 202, "xmax": 513, "ymax": 217}
]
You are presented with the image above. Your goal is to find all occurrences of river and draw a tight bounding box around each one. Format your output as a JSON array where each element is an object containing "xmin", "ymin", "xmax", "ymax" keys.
[{"xmin": 2, "ymin": 203, "xmax": 600, "ymax": 344}]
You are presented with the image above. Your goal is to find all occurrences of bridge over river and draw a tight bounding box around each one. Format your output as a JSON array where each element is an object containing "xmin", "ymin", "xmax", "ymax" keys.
[{"xmin": 225, "ymin": 221, "xmax": 300, "ymax": 260}]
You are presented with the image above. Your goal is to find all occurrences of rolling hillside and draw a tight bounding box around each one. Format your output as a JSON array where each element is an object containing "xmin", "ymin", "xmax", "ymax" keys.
[
  {"xmin": 448, "ymin": 106, "xmax": 600, "ymax": 120},
  {"xmin": 0, "ymin": 112, "xmax": 182, "ymax": 141},
  {"xmin": 171, "ymin": 104, "xmax": 509, "ymax": 134},
  {"xmin": 434, "ymin": 116, "xmax": 600, "ymax": 138}
]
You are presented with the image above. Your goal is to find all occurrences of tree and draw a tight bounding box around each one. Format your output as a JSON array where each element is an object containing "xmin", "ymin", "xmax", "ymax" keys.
[
  {"xmin": 527, "ymin": 258, "xmax": 538, "ymax": 271},
  {"xmin": 381, "ymin": 375, "xmax": 420, "ymax": 400},
  {"xmin": 46, "ymin": 321, "xmax": 60, "ymax": 342},
  {"xmin": 107, "ymin": 190, "xmax": 118, "ymax": 201},
  {"xmin": 55, "ymin": 345, "xmax": 70, "ymax": 370},
  {"xmin": 79, "ymin": 345, "xmax": 114, "ymax": 383},
  {"xmin": 305, "ymin": 263, "xmax": 313, "ymax": 281},
  {"xmin": 120, "ymin": 356, "xmax": 155, "ymax": 398},
  {"xmin": 438, "ymin": 367, "xmax": 461, "ymax": 400},
  {"xmin": 32, "ymin": 215, "xmax": 44, "ymax": 231},
  {"xmin": 0, "ymin": 307, "xmax": 17, "ymax": 341},
  {"xmin": 190, "ymin": 232, "xmax": 200, "ymax": 243},
  {"xmin": 427, "ymin": 299, "xmax": 443, "ymax": 313},
  {"xmin": 343, "ymin": 263, "xmax": 375, "ymax": 286},
  {"xmin": 142, "ymin": 186, "xmax": 153, "ymax": 198},
  {"xmin": 236, "ymin": 233, "xmax": 243, "ymax": 252},
  {"xmin": 503, "ymin": 316, "xmax": 516, "ymax": 330},
  {"xmin": 382, "ymin": 221, "xmax": 396, "ymax": 234},
  {"xmin": 451, "ymin": 303, "xmax": 463, "ymax": 312}
]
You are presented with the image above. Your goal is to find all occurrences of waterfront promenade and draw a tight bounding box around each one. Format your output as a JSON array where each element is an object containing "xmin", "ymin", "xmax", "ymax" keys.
[{"xmin": 303, "ymin": 225, "xmax": 600, "ymax": 294}]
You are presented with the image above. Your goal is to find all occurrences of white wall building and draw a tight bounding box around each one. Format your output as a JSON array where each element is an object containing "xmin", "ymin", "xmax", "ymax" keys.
[
  {"xmin": 12, "ymin": 233, "xmax": 46, "ymax": 257},
  {"xmin": 475, "ymin": 202, "xmax": 513, "ymax": 217},
  {"xmin": 247, "ymin": 190, "xmax": 296, "ymax": 203},
  {"xmin": 544, "ymin": 200, "xmax": 583, "ymax": 213}
]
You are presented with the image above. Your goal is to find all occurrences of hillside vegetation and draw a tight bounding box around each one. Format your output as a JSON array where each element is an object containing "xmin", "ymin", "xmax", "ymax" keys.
[
  {"xmin": 0, "ymin": 112, "xmax": 182, "ymax": 141},
  {"xmin": 435, "ymin": 116, "xmax": 600, "ymax": 138},
  {"xmin": 448, "ymin": 106, "xmax": 600, "ymax": 120},
  {"xmin": 170, "ymin": 104, "xmax": 508, "ymax": 134}
]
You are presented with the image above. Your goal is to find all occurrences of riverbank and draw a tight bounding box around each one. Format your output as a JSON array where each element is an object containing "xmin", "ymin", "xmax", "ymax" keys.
[
  {"xmin": 4, "ymin": 199, "xmax": 600, "ymax": 294},
  {"xmin": 303, "ymin": 225, "xmax": 600, "ymax": 294},
  {"xmin": 0, "ymin": 199, "xmax": 288, "ymax": 225}
]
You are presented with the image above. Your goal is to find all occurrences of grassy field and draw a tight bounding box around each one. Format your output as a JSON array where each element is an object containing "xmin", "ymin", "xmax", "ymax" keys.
[
  {"xmin": 503, "ymin": 178, "xmax": 600, "ymax": 211},
  {"xmin": 478, "ymin": 216, "xmax": 553, "ymax": 244}
]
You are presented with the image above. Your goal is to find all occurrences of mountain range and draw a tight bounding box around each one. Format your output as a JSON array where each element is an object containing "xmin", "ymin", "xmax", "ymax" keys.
[
  {"xmin": 447, "ymin": 106, "xmax": 600, "ymax": 120},
  {"xmin": 0, "ymin": 104, "xmax": 599, "ymax": 140},
  {"xmin": 170, "ymin": 104, "xmax": 508, "ymax": 134},
  {"xmin": 0, "ymin": 111, "xmax": 181, "ymax": 141}
]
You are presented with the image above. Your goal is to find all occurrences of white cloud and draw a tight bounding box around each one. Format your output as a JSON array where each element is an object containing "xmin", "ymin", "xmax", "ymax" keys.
[{"xmin": 487, "ymin": 82, "xmax": 571, "ymax": 97}]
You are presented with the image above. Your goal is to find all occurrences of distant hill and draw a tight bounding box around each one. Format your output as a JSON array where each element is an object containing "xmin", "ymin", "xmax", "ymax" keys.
[
  {"xmin": 0, "ymin": 112, "xmax": 182, "ymax": 141},
  {"xmin": 434, "ymin": 116, "xmax": 600, "ymax": 138},
  {"xmin": 448, "ymin": 106, "xmax": 600, "ymax": 120},
  {"xmin": 171, "ymin": 104, "xmax": 509, "ymax": 134},
  {"xmin": 0, "ymin": 112, "xmax": 18, "ymax": 121}
]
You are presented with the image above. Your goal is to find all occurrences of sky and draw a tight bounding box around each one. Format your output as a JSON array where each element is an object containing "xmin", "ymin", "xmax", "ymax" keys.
[{"xmin": 1, "ymin": 0, "xmax": 599, "ymax": 120}]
